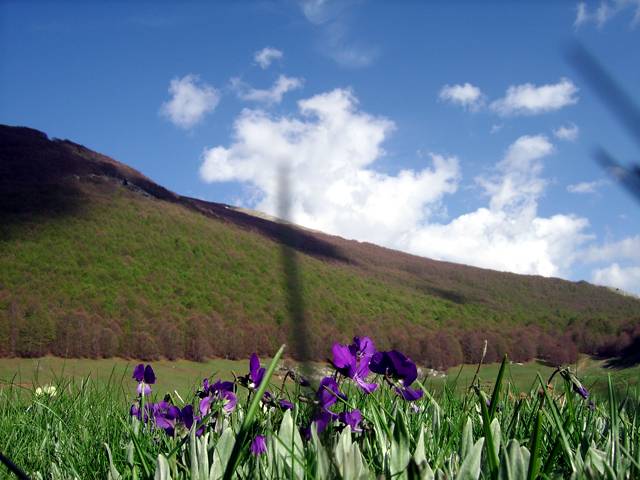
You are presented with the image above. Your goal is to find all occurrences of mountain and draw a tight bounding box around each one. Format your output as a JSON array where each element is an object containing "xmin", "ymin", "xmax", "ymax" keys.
[{"xmin": 1, "ymin": 124, "xmax": 638, "ymax": 367}]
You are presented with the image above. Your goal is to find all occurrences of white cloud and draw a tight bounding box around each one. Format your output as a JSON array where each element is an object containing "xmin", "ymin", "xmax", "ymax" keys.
[
  {"xmin": 200, "ymin": 88, "xmax": 459, "ymax": 246},
  {"xmin": 254, "ymin": 47, "xmax": 283, "ymax": 69},
  {"xmin": 567, "ymin": 179, "xmax": 607, "ymax": 194},
  {"xmin": 160, "ymin": 75, "xmax": 220, "ymax": 129},
  {"xmin": 200, "ymin": 89, "xmax": 591, "ymax": 278},
  {"xmin": 490, "ymin": 78, "xmax": 579, "ymax": 116},
  {"xmin": 405, "ymin": 135, "xmax": 590, "ymax": 277},
  {"xmin": 592, "ymin": 263, "xmax": 640, "ymax": 294},
  {"xmin": 553, "ymin": 123, "xmax": 580, "ymax": 141},
  {"xmin": 490, "ymin": 124, "xmax": 503, "ymax": 134},
  {"xmin": 583, "ymin": 235, "xmax": 640, "ymax": 262},
  {"xmin": 439, "ymin": 83, "xmax": 485, "ymax": 110},
  {"xmin": 231, "ymin": 75, "xmax": 303, "ymax": 105},
  {"xmin": 575, "ymin": 0, "xmax": 640, "ymax": 28}
]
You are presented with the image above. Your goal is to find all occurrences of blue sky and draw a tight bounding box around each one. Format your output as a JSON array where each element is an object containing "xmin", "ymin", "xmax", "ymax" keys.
[{"xmin": 1, "ymin": 1, "xmax": 639, "ymax": 293}]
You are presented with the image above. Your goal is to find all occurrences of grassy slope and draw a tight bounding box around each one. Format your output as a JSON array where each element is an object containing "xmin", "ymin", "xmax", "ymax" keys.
[
  {"xmin": 1, "ymin": 125, "xmax": 639, "ymax": 364},
  {"xmin": 1, "ymin": 178, "xmax": 475, "ymax": 358}
]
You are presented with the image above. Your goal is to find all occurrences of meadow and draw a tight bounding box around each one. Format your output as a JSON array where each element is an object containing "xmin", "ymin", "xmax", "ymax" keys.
[{"xmin": 0, "ymin": 346, "xmax": 638, "ymax": 479}]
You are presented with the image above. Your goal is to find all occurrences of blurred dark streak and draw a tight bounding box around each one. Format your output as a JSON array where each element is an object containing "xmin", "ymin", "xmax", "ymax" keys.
[
  {"xmin": 567, "ymin": 42, "xmax": 640, "ymax": 203},
  {"xmin": 567, "ymin": 43, "xmax": 640, "ymax": 148},
  {"xmin": 277, "ymin": 165, "xmax": 314, "ymax": 383},
  {"xmin": 596, "ymin": 148, "xmax": 640, "ymax": 203}
]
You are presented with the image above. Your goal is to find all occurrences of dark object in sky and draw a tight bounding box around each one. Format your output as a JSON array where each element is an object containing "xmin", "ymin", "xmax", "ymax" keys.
[{"xmin": 567, "ymin": 43, "xmax": 640, "ymax": 204}]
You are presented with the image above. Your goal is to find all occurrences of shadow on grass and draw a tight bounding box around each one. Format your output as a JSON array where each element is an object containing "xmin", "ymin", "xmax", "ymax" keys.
[{"xmin": 603, "ymin": 337, "xmax": 640, "ymax": 369}]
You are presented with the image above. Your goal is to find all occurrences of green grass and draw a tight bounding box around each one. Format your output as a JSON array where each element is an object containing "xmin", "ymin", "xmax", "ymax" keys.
[
  {"xmin": 1, "ymin": 354, "xmax": 636, "ymax": 401},
  {"xmin": 0, "ymin": 353, "xmax": 638, "ymax": 479},
  {"xmin": 0, "ymin": 356, "xmax": 249, "ymax": 400}
]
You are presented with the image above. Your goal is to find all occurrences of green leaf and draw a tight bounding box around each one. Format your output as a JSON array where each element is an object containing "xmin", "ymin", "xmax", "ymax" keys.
[
  {"xmin": 477, "ymin": 388, "xmax": 499, "ymax": 479},
  {"xmin": 311, "ymin": 423, "xmax": 331, "ymax": 480},
  {"xmin": 211, "ymin": 429, "xmax": 234, "ymax": 480},
  {"xmin": 275, "ymin": 409, "xmax": 304, "ymax": 479},
  {"xmin": 154, "ymin": 454, "xmax": 172, "ymax": 480},
  {"xmin": 460, "ymin": 417, "xmax": 473, "ymax": 462},
  {"xmin": 498, "ymin": 439, "xmax": 526, "ymax": 480},
  {"xmin": 537, "ymin": 374, "xmax": 576, "ymax": 473},
  {"xmin": 104, "ymin": 443, "xmax": 122, "ymax": 480},
  {"xmin": 223, "ymin": 344, "xmax": 285, "ymax": 480},
  {"xmin": 526, "ymin": 411, "xmax": 542, "ymax": 480},
  {"xmin": 489, "ymin": 356, "xmax": 508, "ymax": 420},
  {"xmin": 456, "ymin": 438, "xmax": 484, "ymax": 480},
  {"xmin": 414, "ymin": 427, "xmax": 427, "ymax": 467}
]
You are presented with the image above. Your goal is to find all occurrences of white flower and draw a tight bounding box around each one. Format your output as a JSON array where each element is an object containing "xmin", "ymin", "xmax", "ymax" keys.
[{"xmin": 35, "ymin": 385, "xmax": 57, "ymax": 397}]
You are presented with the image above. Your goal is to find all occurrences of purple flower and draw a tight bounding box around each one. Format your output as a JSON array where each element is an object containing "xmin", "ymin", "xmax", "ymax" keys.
[
  {"xmin": 370, "ymin": 350, "xmax": 417, "ymax": 385},
  {"xmin": 249, "ymin": 353, "xmax": 266, "ymax": 389},
  {"xmin": 396, "ymin": 386, "xmax": 423, "ymax": 401},
  {"xmin": 316, "ymin": 377, "xmax": 346, "ymax": 410},
  {"xmin": 331, "ymin": 336, "xmax": 378, "ymax": 394},
  {"xmin": 153, "ymin": 401, "xmax": 181, "ymax": 436},
  {"xmin": 250, "ymin": 435, "xmax": 267, "ymax": 455},
  {"xmin": 313, "ymin": 409, "xmax": 337, "ymax": 434},
  {"xmin": 130, "ymin": 401, "xmax": 162, "ymax": 425},
  {"xmin": 261, "ymin": 391, "xmax": 294, "ymax": 411},
  {"xmin": 338, "ymin": 409, "xmax": 362, "ymax": 432},
  {"xmin": 199, "ymin": 379, "xmax": 237, "ymax": 415},
  {"xmin": 573, "ymin": 384, "xmax": 589, "ymax": 400},
  {"xmin": 369, "ymin": 350, "xmax": 423, "ymax": 401},
  {"xmin": 132, "ymin": 364, "xmax": 155, "ymax": 396}
]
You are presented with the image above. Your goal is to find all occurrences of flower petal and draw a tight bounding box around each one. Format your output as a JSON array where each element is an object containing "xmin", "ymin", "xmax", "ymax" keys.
[
  {"xmin": 143, "ymin": 365, "xmax": 156, "ymax": 385},
  {"xmin": 132, "ymin": 364, "xmax": 145, "ymax": 382}
]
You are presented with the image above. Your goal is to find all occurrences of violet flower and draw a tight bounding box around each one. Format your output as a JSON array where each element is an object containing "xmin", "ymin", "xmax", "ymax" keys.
[
  {"xmin": 313, "ymin": 409, "xmax": 337, "ymax": 434},
  {"xmin": 153, "ymin": 400, "xmax": 181, "ymax": 436},
  {"xmin": 331, "ymin": 336, "xmax": 378, "ymax": 394},
  {"xmin": 369, "ymin": 350, "xmax": 423, "ymax": 401},
  {"xmin": 239, "ymin": 353, "xmax": 265, "ymax": 390},
  {"xmin": 132, "ymin": 364, "xmax": 155, "ymax": 396},
  {"xmin": 130, "ymin": 401, "xmax": 159, "ymax": 424},
  {"xmin": 250, "ymin": 435, "xmax": 267, "ymax": 455},
  {"xmin": 261, "ymin": 391, "xmax": 294, "ymax": 411},
  {"xmin": 573, "ymin": 384, "xmax": 589, "ymax": 400},
  {"xmin": 338, "ymin": 409, "xmax": 363, "ymax": 432},
  {"xmin": 199, "ymin": 379, "xmax": 237, "ymax": 415},
  {"xmin": 317, "ymin": 377, "xmax": 346, "ymax": 410},
  {"xmin": 307, "ymin": 377, "xmax": 348, "ymax": 434}
]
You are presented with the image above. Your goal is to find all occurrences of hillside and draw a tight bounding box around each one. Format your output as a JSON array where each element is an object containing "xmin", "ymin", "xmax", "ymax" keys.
[{"xmin": 1, "ymin": 124, "xmax": 639, "ymax": 367}]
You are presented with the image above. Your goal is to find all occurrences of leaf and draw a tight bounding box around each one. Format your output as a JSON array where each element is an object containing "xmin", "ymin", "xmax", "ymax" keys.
[
  {"xmin": 335, "ymin": 426, "xmax": 369, "ymax": 480},
  {"xmin": 537, "ymin": 374, "xmax": 576, "ymax": 473},
  {"xmin": 223, "ymin": 344, "xmax": 285, "ymax": 480},
  {"xmin": 490, "ymin": 418, "xmax": 501, "ymax": 465},
  {"xmin": 196, "ymin": 433, "xmax": 210, "ymax": 480},
  {"xmin": 414, "ymin": 427, "xmax": 427, "ymax": 467},
  {"xmin": 526, "ymin": 411, "xmax": 542, "ymax": 480},
  {"xmin": 390, "ymin": 411, "xmax": 411, "ymax": 477},
  {"xmin": 154, "ymin": 455, "xmax": 172, "ymax": 480},
  {"xmin": 489, "ymin": 356, "xmax": 508, "ymax": 420},
  {"xmin": 477, "ymin": 389, "xmax": 499, "ymax": 478},
  {"xmin": 275, "ymin": 409, "xmax": 304, "ymax": 480},
  {"xmin": 104, "ymin": 443, "xmax": 122, "ymax": 480},
  {"xmin": 311, "ymin": 422, "xmax": 331, "ymax": 480},
  {"xmin": 498, "ymin": 440, "xmax": 526, "ymax": 480},
  {"xmin": 456, "ymin": 438, "xmax": 484, "ymax": 480},
  {"xmin": 211, "ymin": 428, "xmax": 235, "ymax": 480},
  {"xmin": 460, "ymin": 418, "xmax": 473, "ymax": 462}
]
